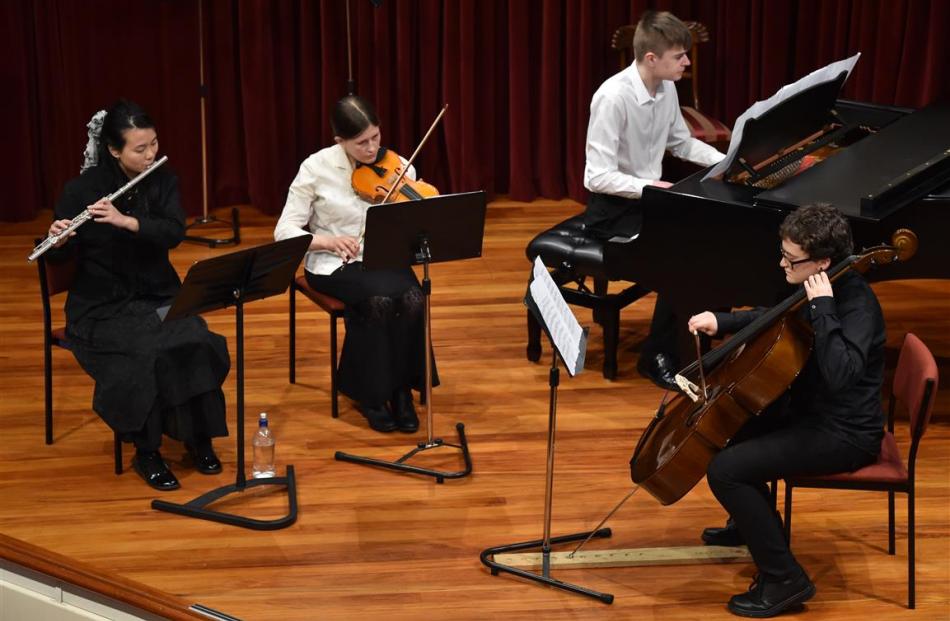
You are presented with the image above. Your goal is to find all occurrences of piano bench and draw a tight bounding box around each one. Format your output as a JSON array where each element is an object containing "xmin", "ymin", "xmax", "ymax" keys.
[{"xmin": 525, "ymin": 215, "xmax": 650, "ymax": 379}]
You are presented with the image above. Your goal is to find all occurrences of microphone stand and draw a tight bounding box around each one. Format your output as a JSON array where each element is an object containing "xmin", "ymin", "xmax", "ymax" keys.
[{"xmin": 184, "ymin": 0, "xmax": 239, "ymax": 248}]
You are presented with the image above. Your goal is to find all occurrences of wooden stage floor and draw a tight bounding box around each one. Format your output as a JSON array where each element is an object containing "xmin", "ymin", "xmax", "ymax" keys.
[{"xmin": 1, "ymin": 201, "xmax": 948, "ymax": 620}]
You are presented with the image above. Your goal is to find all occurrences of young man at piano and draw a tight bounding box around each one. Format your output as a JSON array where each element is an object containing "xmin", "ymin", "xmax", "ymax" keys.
[
  {"xmin": 583, "ymin": 10, "xmax": 727, "ymax": 390},
  {"xmin": 688, "ymin": 203, "xmax": 885, "ymax": 617}
]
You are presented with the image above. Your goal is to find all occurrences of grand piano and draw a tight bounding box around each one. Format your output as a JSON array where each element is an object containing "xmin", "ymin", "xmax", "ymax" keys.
[{"xmin": 605, "ymin": 72, "xmax": 950, "ymax": 362}]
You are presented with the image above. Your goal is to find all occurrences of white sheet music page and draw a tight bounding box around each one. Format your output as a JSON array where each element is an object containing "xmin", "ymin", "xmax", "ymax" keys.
[
  {"xmin": 703, "ymin": 53, "xmax": 861, "ymax": 181},
  {"xmin": 529, "ymin": 256, "xmax": 587, "ymax": 376}
]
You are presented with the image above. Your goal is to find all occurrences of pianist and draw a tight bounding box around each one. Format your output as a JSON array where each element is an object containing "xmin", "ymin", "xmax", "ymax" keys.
[{"xmin": 583, "ymin": 10, "xmax": 726, "ymax": 389}]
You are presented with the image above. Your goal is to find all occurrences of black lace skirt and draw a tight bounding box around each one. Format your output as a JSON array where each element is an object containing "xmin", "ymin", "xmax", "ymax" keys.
[
  {"xmin": 306, "ymin": 262, "xmax": 437, "ymax": 406},
  {"xmin": 67, "ymin": 298, "xmax": 230, "ymax": 445}
]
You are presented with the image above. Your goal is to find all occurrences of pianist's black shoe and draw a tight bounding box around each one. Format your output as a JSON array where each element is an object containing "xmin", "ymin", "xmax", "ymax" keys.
[
  {"xmin": 132, "ymin": 450, "xmax": 180, "ymax": 491},
  {"xmin": 702, "ymin": 517, "xmax": 745, "ymax": 546},
  {"xmin": 727, "ymin": 571, "xmax": 815, "ymax": 618},
  {"xmin": 637, "ymin": 352, "xmax": 679, "ymax": 391}
]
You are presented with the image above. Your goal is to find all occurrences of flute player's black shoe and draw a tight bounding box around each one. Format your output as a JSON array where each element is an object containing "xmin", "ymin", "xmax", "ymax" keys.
[
  {"xmin": 132, "ymin": 450, "xmax": 180, "ymax": 491},
  {"xmin": 185, "ymin": 438, "xmax": 222, "ymax": 475}
]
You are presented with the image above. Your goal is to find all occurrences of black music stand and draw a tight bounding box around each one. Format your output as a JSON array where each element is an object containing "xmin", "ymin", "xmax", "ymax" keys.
[
  {"xmin": 334, "ymin": 191, "xmax": 486, "ymax": 482},
  {"xmin": 480, "ymin": 263, "xmax": 613, "ymax": 604},
  {"xmin": 152, "ymin": 236, "xmax": 310, "ymax": 530}
]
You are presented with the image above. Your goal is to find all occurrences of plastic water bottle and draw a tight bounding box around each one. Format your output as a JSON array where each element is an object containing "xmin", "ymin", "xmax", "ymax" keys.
[{"xmin": 252, "ymin": 412, "xmax": 276, "ymax": 478}]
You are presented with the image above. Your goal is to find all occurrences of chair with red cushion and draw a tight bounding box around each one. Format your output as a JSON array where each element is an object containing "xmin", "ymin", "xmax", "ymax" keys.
[
  {"xmin": 37, "ymin": 242, "xmax": 123, "ymax": 475},
  {"xmin": 611, "ymin": 21, "xmax": 731, "ymax": 149},
  {"xmin": 288, "ymin": 275, "xmax": 345, "ymax": 418},
  {"xmin": 783, "ymin": 332, "xmax": 939, "ymax": 609}
]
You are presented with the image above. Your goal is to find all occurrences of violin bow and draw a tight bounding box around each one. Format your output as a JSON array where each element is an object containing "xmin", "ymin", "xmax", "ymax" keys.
[{"xmin": 379, "ymin": 104, "xmax": 449, "ymax": 204}]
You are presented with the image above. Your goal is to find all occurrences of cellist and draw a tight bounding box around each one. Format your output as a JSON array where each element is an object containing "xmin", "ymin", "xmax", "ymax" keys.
[
  {"xmin": 687, "ymin": 204, "xmax": 886, "ymax": 618},
  {"xmin": 274, "ymin": 95, "xmax": 435, "ymax": 434}
]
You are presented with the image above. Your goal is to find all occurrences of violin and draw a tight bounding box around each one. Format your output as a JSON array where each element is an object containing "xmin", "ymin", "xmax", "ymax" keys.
[
  {"xmin": 628, "ymin": 229, "xmax": 918, "ymax": 506},
  {"xmin": 350, "ymin": 104, "xmax": 448, "ymax": 205},
  {"xmin": 351, "ymin": 148, "xmax": 439, "ymax": 204}
]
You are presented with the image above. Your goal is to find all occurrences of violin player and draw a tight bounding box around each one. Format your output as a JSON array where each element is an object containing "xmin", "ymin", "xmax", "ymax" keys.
[
  {"xmin": 274, "ymin": 95, "xmax": 435, "ymax": 434},
  {"xmin": 687, "ymin": 203, "xmax": 886, "ymax": 617},
  {"xmin": 582, "ymin": 10, "xmax": 726, "ymax": 391}
]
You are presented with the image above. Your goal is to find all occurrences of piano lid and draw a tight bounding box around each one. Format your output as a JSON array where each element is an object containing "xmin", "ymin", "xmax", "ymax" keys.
[
  {"xmin": 754, "ymin": 104, "xmax": 950, "ymax": 220},
  {"xmin": 723, "ymin": 72, "xmax": 848, "ymax": 180},
  {"xmin": 705, "ymin": 54, "xmax": 860, "ymax": 182}
]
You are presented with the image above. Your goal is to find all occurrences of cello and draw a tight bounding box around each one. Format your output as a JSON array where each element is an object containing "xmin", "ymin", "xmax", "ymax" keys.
[{"xmin": 629, "ymin": 229, "xmax": 918, "ymax": 506}]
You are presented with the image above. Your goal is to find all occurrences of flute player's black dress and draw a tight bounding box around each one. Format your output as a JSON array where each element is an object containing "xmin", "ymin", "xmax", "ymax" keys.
[{"xmin": 53, "ymin": 161, "xmax": 229, "ymax": 450}]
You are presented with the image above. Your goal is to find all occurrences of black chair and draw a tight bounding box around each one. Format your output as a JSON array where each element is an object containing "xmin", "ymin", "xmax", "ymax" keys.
[
  {"xmin": 36, "ymin": 243, "xmax": 122, "ymax": 475},
  {"xmin": 525, "ymin": 216, "xmax": 649, "ymax": 379}
]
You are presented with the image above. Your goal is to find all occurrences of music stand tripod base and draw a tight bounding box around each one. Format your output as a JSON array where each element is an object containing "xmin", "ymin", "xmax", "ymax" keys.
[
  {"xmin": 152, "ymin": 236, "xmax": 310, "ymax": 531},
  {"xmin": 480, "ymin": 529, "xmax": 615, "ymax": 604},
  {"xmin": 185, "ymin": 207, "xmax": 241, "ymax": 247},
  {"xmin": 334, "ymin": 422, "xmax": 472, "ymax": 483},
  {"xmin": 152, "ymin": 466, "xmax": 298, "ymax": 531}
]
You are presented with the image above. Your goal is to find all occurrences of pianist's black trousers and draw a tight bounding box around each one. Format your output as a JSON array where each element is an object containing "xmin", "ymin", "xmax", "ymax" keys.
[
  {"xmin": 707, "ymin": 410, "xmax": 876, "ymax": 581},
  {"xmin": 584, "ymin": 192, "xmax": 678, "ymax": 363},
  {"xmin": 583, "ymin": 192, "xmax": 641, "ymax": 240}
]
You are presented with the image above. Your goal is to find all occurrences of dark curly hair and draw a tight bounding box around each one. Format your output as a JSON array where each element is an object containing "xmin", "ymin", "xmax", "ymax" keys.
[{"xmin": 779, "ymin": 203, "xmax": 854, "ymax": 264}]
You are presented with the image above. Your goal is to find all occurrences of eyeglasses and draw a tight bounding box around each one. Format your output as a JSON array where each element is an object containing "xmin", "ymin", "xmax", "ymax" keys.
[{"xmin": 779, "ymin": 246, "xmax": 812, "ymax": 267}]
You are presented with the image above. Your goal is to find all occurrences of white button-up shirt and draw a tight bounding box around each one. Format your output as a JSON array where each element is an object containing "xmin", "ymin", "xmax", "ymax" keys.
[
  {"xmin": 274, "ymin": 144, "xmax": 415, "ymax": 275},
  {"xmin": 584, "ymin": 62, "xmax": 725, "ymax": 199}
]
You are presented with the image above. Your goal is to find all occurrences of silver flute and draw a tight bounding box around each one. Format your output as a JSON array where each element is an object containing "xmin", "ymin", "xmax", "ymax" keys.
[{"xmin": 28, "ymin": 155, "xmax": 169, "ymax": 263}]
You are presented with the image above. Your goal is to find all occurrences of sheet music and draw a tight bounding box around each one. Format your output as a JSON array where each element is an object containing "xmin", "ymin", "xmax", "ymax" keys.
[
  {"xmin": 528, "ymin": 257, "xmax": 587, "ymax": 376},
  {"xmin": 703, "ymin": 53, "xmax": 861, "ymax": 181}
]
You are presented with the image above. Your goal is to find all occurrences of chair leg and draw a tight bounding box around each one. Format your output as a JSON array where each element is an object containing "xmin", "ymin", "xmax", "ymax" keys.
[
  {"xmin": 526, "ymin": 308, "xmax": 541, "ymax": 362},
  {"xmin": 783, "ymin": 484, "xmax": 793, "ymax": 543},
  {"xmin": 113, "ymin": 433, "xmax": 122, "ymax": 475},
  {"xmin": 44, "ymin": 342, "xmax": 53, "ymax": 445},
  {"xmin": 888, "ymin": 490, "xmax": 896, "ymax": 555},
  {"xmin": 592, "ymin": 278, "xmax": 608, "ymax": 325},
  {"xmin": 330, "ymin": 313, "xmax": 339, "ymax": 418},
  {"xmin": 289, "ymin": 284, "xmax": 297, "ymax": 384},
  {"xmin": 908, "ymin": 488, "xmax": 915, "ymax": 609},
  {"xmin": 601, "ymin": 306, "xmax": 619, "ymax": 380}
]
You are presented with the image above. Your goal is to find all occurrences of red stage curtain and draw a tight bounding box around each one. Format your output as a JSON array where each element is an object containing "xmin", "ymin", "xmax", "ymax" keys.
[{"xmin": 4, "ymin": 0, "xmax": 948, "ymax": 223}]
